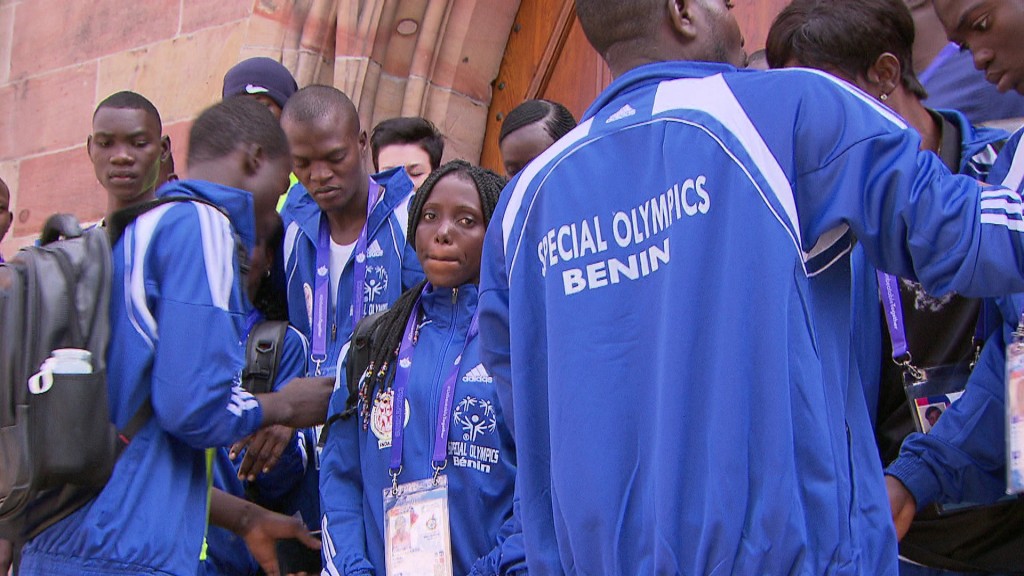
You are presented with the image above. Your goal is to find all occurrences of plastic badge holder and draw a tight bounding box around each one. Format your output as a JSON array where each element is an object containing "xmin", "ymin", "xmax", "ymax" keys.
[
  {"xmin": 383, "ymin": 476, "xmax": 453, "ymax": 576},
  {"xmin": 905, "ymin": 364, "xmax": 1020, "ymax": 510},
  {"xmin": 903, "ymin": 364, "xmax": 969, "ymax": 436}
]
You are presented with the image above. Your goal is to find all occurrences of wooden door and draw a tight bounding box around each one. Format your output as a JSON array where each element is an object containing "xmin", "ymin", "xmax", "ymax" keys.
[{"xmin": 480, "ymin": 0, "xmax": 792, "ymax": 174}]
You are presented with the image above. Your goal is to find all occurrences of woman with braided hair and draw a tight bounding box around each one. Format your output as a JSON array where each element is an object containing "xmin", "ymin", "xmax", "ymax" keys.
[{"xmin": 319, "ymin": 160, "xmax": 523, "ymax": 576}]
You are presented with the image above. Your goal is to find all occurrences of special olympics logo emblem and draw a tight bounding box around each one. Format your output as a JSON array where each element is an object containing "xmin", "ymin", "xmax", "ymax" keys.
[
  {"xmin": 453, "ymin": 396, "xmax": 497, "ymax": 442},
  {"xmin": 364, "ymin": 265, "xmax": 388, "ymax": 302}
]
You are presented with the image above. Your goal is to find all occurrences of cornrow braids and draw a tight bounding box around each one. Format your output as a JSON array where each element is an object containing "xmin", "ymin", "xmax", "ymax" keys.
[
  {"xmin": 352, "ymin": 160, "xmax": 507, "ymax": 423},
  {"xmin": 498, "ymin": 99, "xmax": 578, "ymax": 144}
]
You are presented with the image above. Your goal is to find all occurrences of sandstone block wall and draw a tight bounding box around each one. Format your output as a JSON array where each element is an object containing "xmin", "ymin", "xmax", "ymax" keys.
[{"xmin": 0, "ymin": 0, "xmax": 519, "ymax": 256}]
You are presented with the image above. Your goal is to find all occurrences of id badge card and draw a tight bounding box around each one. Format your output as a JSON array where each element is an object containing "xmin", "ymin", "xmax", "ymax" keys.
[
  {"xmin": 903, "ymin": 364, "xmax": 985, "ymax": 513},
  {"xmin": 902, "ymin": 364, "xmax": 969, "ymax": 434},
  {"xmin": 1007, "ymin": 340, "xmax": 1024, "ymax": 494},
  {"xmin": 383, "ymin": 476, "xmax": 453, "ymax": 576}
]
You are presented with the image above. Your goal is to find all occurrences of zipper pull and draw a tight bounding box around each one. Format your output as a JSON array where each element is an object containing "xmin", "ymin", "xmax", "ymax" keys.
[
  {"xmin": 331, "ymin": 323, "xmax": 337, "ymax": 341},
  {"xmin": 452, "ymin": 286, "xmax": 458, "ymax": 305}
]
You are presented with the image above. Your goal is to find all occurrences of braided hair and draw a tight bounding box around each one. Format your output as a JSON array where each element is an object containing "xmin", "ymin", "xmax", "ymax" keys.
[
  {"xmin": 498, "ymin": 99, "xmax": 577, "ymax": 144},
  {"xmin": 352, "ymin": 160, "xmax": 506, "ymax": 425}
]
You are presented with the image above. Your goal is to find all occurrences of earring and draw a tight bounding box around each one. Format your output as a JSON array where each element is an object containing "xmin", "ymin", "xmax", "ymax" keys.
[{"xmin": 880, "ymin": 92, "xmax": 889, "ymax": 101}]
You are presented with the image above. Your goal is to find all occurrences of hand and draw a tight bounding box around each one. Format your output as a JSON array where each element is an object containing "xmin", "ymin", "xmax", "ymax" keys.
[
  {"xmin": 885, "ymin": 475, "xmax": 917, "ymax": 541},
  {"xmin": 258, "ymin": 377, "xmax": 333, "ymax": 428},
  {"xmin": 230, "ymin": 424, "xmax": 295, "ymax": 481},
  {"xmin": 239, "ymin": 507, "xmax": 321, "ymax": 576}
]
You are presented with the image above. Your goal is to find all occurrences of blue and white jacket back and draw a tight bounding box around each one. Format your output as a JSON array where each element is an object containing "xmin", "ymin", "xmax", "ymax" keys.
[
  {"xmin": 20, "ymin": 180, "xmax": 264, "ymax": 576},
  {"xmin": 319, "ymin": 285, "xmax": 523, "ymax": 576},
  {"xmin": 282, "ymin": 167, "xmax": 423, "ymax": 379},
  {"xmin": 479, "ymin": 61, "xmax": 1024, "ymax": 576}
]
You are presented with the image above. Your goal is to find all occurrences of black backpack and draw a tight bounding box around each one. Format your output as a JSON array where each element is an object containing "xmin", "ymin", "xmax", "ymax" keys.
[
  {"xmin": 241, "ymin": 321, "xmax": 290, "ymax": 395},
  {"xmin": 0, "ymin": 198, "xmax": 230, "ymax": 542}
]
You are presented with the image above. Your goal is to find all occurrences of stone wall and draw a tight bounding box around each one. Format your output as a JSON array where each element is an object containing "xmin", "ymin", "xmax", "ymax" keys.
[{"xmin": 0, "ymin": 0, "xmax": 519, "ymax": 255}]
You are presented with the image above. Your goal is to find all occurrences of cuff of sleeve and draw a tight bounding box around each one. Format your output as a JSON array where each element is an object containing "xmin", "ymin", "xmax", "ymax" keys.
[{"xmin": 885, "ymin": 455, "xmax": 940, "ymax": 508}]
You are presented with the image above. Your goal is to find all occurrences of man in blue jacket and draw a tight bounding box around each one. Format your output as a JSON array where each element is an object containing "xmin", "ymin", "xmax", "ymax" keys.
[
  {"xmin": 280, "ymin": 85, "xmax": 423, "ymax": 382},
  {"xmin": 18, "ymin": 97, "xmax": 327, "ymax": 576},
  {"xmin": 766, "ymin": 1, "xmax": 1023, "ymax": 573},
  {"xmin": 478, "ymin": 1, "xmax": 1024, "ymax": 574},
  {"xmin": 884, "ymin": 0, "xmax": 1024, "ymax": 545}
]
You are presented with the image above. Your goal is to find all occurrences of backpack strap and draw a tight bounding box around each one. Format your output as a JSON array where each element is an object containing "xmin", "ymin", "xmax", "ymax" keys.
[
  {"xmin": 319, "ymin": 310, "xmax": 388, "ymax": 447},
  {"xmin": 106, "ymin": 196, "xmax": 228, "ymax": 245},
  {"xmin": 116, "ymin": 401, "xmax": 155, "ymax": 454},
  {"xmin": 242, "ymin": 321, "xmax": 290, "ymax": 395}
]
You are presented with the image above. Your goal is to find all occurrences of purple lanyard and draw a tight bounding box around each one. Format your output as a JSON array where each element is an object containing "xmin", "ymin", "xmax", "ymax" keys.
[
  {"xmin": 310, "ymin": 180, "xmax": 380, "ymax": 375},
  {"xmin": 877, "ymin": 271, "xmax": 910, "ymax": 360},
  {"xmin": 877, "ymin": 271, "xmax": 988, "ymax": 363},
  {"xmin": 389, "ymin": 286, "xmax": 479, "ymax": 484}
]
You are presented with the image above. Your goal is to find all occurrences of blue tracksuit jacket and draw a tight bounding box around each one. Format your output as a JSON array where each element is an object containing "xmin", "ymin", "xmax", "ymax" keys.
[
  {"xmin": 851, "ymin": 109, "xmax": 1007, "ymax": 425},
  {"xmin": 203, "ymin": 321, "xmax": 310, "ymax": 576},
  {"xmin": 888, "ymin": 129, "xmax": 1024, "ymax": 506},
  {"xmin": 479, "ymin": 61, "xmax": 1024, "ymax": 575},
  {"xmin": 20, "ymin": 180, "xmax": 265, "ymax": 575},
  {"xmin": 281, "ymin": 168, "xmax": 424, "ymax": 380},
  {"xmin": 319, "ymin": 284, "xmax": 523, "ymax": 576}
]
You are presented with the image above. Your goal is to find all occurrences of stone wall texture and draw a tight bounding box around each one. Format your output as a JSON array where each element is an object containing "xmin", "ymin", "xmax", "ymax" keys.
[
  {"xmin": 0, "ymin": 0, "xmax": 520, "ymax": 255},
  {"xmin": 0, "ymin": 0, "xmax": 782, "ymax": 256}
]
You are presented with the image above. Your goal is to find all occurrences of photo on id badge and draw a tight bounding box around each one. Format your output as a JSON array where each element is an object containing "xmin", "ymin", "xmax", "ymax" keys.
[{"xmin": 914, "ymin": 393, "xmax": 962, "ymax": 433}]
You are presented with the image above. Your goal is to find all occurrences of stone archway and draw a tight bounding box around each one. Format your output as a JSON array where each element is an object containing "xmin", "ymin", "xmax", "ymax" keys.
[{"xmin": 245, "ymin": 0, "xmax": 520, "ymax": 163}]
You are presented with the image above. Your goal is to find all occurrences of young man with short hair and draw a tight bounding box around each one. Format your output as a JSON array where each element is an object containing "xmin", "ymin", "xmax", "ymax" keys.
[
  {"xmin": 880, "ymin": 0, "xmax": 1024, "ymax": 555},
  {"xmin": 18, "ymin": 96, "xmax": 328, "ymax": 576},
  {"xmin": 280, "ymin": 85, "xmax": 423, "ymax": 383},
  {"xmin": 88, "ymin": 91, "xmax": 170, "ymax": 219},
  {"xmin": 369, "ymin": 116, "xmax": 444, "ymax": 189}
]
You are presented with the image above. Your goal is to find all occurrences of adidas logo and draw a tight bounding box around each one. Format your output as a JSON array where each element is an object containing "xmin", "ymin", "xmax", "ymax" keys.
[
  {"xmin": 607, "ymin": 104, "xmax": 636, "ymax": 123},
  {"xmin": 462, "ymin": 363, "xmax": 492, "ymax": 383},
  {"xmin": 367, "ymin": 240, "xmax": 384, "ymax": 258}
]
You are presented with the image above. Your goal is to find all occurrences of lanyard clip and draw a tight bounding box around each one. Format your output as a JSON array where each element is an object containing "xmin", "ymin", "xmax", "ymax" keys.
[
  {"xmin": 897, "ymin": 353, "xmax": 925, "ymax": 381},
  {"xmin": 431, "ymin": 460, "xmax": 447, "ymax": 486},
  {"xmin": 389, "ymin": 466, "xmax": 402, "ymax": 496},
  {"xmin": 312, "ymin": 357, "xmax": 324, "ymax": 377}
]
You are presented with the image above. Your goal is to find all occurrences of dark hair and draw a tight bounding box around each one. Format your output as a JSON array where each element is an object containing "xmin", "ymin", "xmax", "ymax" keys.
[
  {"xmin": 187, "ymin": 97, "xmax": 290, "ymax": 166},
  {"xmin": 370, "ymin": 117, "xmax": 445, "ymax": 171},
  {"xmin": 499, "ymin": 99, "xmax": 578, "ymax": 144},
  {"xmin": 94, "ymin": 91, "xmax": 163, "ymax": 128},
  {"xmin": 352, "ymin": 160, "xmax": 506, "ymax": 424},
  {"xmin": 925, "ymin": 406, "xmax": 942, "ymax": 418},
  {"xmin": 765, "ymin": 0, "xmax": 927, "ymax": 99},
  {"xmin": 281, "ymin": 84, "xmax": 360, "ymax": 132},
  {"xmin": 251, "ymin": 215, "xmax": 288, "ymax": 321},
  {"xmin": 575, "ymin": 0, "xmax": 661, "ymax": 58}
]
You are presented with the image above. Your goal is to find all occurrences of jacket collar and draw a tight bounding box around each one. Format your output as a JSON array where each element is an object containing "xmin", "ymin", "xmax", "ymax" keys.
[
  {"xmin": 583, "ymin": 60, "xmax": 739, "ymax": 121},
  {"xmin": 289, "ymin": 167, "xmax": 415, "ymax": 242},
  {"xmin": 156, "ymin": 179, "xmax": 256, "ymax": 251}
]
